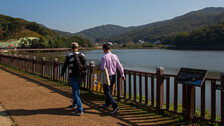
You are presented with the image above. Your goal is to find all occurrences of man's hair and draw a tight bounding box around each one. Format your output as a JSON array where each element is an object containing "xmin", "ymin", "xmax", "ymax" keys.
[
  {"xmin": 71, "ymin": 42, "xmax": 79, "ymax": 49},
  {"xmin": 103, "ymin": 43, "xmax": 111, "ymax": 50}
]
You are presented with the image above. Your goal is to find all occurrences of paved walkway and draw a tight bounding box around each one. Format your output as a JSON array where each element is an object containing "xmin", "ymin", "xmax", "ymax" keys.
[
  {"xmin": 0, "ymin": 66, "xmax": 181, "ymax": 126},
  {"xmin": 0, "ymin": 104, "xmax": 14, "ymax": 126}
]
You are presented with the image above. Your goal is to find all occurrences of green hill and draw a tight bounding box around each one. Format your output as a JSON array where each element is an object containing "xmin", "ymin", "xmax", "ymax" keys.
[
  {"xmin": 76, "ymin": 24, "xmax": 134, "ymax": 41},
  {"xmin": 53, "ymin": 29, "xmax": 74, "ymax": 38},
  {"xmin": 74, "ymin": 7, "xmax": 224, "ymax": 43},
  {"xmin": 0, "ymin": 14, "xmax": 59, "ymax": 40},
  {"xmin": 161, "ymin": 22, "xmax": 224, "ymax": 46},
  {"xmin": 113, "ymin": 7, "xmax": 224, "ymax": 43},
  {"xmin": 110, "ymin": 7, "xmax": 224, "ymax": 43},
  {"xmin": 0, "ymin": 14, "xmax": 93, "ymax": 48}
]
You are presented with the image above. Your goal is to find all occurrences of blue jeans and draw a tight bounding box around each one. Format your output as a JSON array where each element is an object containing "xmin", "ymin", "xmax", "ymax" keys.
[
  {"xmin": 70, "ymin": 77, "xmax": 83, "ymax": 113},
  {"xmin": 103, "ymin": 74, "xmax": 118, "ymax": 109}
]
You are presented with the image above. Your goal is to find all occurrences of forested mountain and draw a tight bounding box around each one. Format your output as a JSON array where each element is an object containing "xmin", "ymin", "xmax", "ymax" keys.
[
  {"xmin": 0, "ymin": 15, "xmax": 59, "ymax": 40},
  {"xmin": 53, "ymin": 29, "xmax": 74, "ymax": 38},
  {"xmin": 161, "ymin": 22, "xmax": 224, "ymax": 46},
  {"xmin": 110, "ymin": 7, "xmax": 224, "ymax": 43},
  {"xmin": 3, "ymin": 7, "xmax": 223, "ymax": 48},
  {"xmin": 74, "ymin": 7, "xmax": 224, "ymax": 42},
  {"xmin": 76, "ymin": 24, "xmax": 135, "ymax": 41},
  {"xmin": 0, "ymin": 14, "xmax": 93, "ymax": 48}
]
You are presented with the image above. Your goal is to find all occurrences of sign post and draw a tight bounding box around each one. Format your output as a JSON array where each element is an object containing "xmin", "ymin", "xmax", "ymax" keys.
[{"xmin": 175, "ymin": 68, "xmax": 207, "ymax": 121}]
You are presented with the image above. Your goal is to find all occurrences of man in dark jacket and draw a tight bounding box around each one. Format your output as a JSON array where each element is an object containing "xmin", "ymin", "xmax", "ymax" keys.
[{"xmin": 61, "ymin": 42, "xmax": 86, "ymax": 116}]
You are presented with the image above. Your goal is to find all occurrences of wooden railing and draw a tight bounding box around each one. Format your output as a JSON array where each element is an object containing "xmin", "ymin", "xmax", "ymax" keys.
[
  {"xmin": 0, "ymin": 47, "xmax": 92, "ymax": 52},
  {"xmin": 0, "ymin": 52, "xmax": 223, "ymax": 124}
]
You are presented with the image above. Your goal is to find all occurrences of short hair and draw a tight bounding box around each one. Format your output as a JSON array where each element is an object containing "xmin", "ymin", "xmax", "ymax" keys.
[
  {"xmin": 103, "ymin": 43, "xmax": 111, "ymax": 50},
  {"xmin": 71, "ymin": 42, "xmax": 79, "ymax": 49}
]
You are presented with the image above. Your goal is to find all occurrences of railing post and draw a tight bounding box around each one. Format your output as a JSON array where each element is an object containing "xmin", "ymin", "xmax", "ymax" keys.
[
  {"xmin": 13, "ymin": 54, "xmax": 17, "ymax": 68},
  {"xmin": 32, "ymin": 56, "xmax": 36, "ymax": 74},
  {"xmin": 19, "ymin": 55, "xmax": 22, "ymax": 70},
  {"xmin": 185, "ymin": 85, "xmax": 195, "ymax": 121},
  {"xmin": 151, "ymin": 74, "xmax": 154, "ymax": 106},
  {"xmin": 2, "ymin": 53, "xmax": 4, "ymax": 63},
  {"xmin": 3, "ymin": 53, "xmax": 5, "ymax": 64},
  {"xmin": 133, "ymin": 73, "xmax": 137, "ymax": 102},
  {"xmin": 156, "ymin": 67, "xmax": 164, "ymax": 109},
  {"xmin": 89, "ymin": 61, "xmax": 95, "ymax": 91},
  {"xmin": 200, "ymin": 82, "xmax": 205, "ymax": 118},
  {"xmin": 42, "ymin": 57, "xmax": 46, "ymax": 77},
  {"xmin": 6, "ymin": 53, "xmax": 9, "ymax": 65},
  {"xmin": 25, "ymin": 55, "xmax": 28, "ymax": 72},
  {"xmin": 53, "ymin": 58, "xmax": 58, "ymax": 80},
  {"xmin": 117, "ymin": 71, "xmax": 123, "ymax": 100},
  {"xmin": 221, "ymin": 72, "xmax": 224, "ymax": 125},
  {"xmin": 0, "ymin": 52, "xmax": 2, "ymax": 64},
  {"xmin": 124, "ymin": 70, "xmax": 127, "ymax": 99},
  {"xmin": 166, "ymin": 77, "xmax": 170, "ymax": 110},
  {"xmin": 11, "ymin": 54, "xmax": 13, "ymax": 67},
  {"xmin": 174, "ymin": 81, "xmax": 178, "ymax": 112},
  {"xmin": 9, "ymin": 54, "xmax": 12, "ymax": 67},
  {"xmin": 9, "ymin": 54, "xmax": 12, "ymax": 66},
  {"xmin": 1, "ymin": 52, "xmax": 3, "ymax": 64},
  {"xmin": 211, "ymin": 80, "xmax": 216, "ymax": 121}
]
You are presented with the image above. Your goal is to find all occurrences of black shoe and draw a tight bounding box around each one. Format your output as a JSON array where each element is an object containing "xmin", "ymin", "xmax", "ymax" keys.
[
  {"xmin": 111, "ymin": 106, "xmax": 119, "ymax": 114},
  {"xmin": 102, "ymin": 104, "xmax": 109, "ymax": 109},
  {"xmin": 67, "ymin": 105, "xmax": 76, "ymax": 108}
]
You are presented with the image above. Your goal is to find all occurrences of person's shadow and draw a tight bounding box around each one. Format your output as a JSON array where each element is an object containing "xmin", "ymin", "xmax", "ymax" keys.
[
  {"xmin": 1, "ymin": 107, "xmax": 74, "ymax": 116},
  {"xmin": 0, "ymin": 66, "xmax": 187, "ymax": 126}
]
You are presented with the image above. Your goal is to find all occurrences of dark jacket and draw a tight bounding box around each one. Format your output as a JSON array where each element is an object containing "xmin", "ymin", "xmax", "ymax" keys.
[{"xmin": 61, "ymin": 51, "xmax": 87, "ymax": 77}]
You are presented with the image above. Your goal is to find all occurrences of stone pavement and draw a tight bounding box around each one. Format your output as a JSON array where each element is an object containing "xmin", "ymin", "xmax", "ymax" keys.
[{"xmin": 0, "ymin": 65, "xmax": 182, "ymax": 126}]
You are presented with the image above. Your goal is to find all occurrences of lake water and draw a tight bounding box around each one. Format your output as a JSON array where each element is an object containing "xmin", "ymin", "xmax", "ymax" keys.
[
  {"xmin": 26, "ymin": 49, "xmax": 224, "ymax": 76},
  {"xmin": 82, "ymin": 49, "xmax": 224, "ymax": 77},
  {"xmin": 26, "ymin": 49, "xmax": 224, "ymax": 116}
]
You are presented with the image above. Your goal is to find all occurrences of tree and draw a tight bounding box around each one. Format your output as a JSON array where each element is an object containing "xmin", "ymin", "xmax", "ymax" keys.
[
  {"xmin": 30, "ymin": 39, "xmax": 40, "ymax": 48},
  {"xmin": 38, "ymin": 36, "xmax": 48, "ymax": 48},
  {"xmin": 19, "ymin": 38, "xmax": 30, "ymax": 48}
]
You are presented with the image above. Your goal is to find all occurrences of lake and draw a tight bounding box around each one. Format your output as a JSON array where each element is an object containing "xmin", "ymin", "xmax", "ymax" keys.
[
  {"xmin": 83, "ymin": 49, "xmax": 224, "ymax": 77},
  {"xmin": 24, "ymin": 49, "xmax": 224, "ymax": 116},
  {"xmin": 27, "ymin": 49, "xmax": 224, "ymax": 76}
]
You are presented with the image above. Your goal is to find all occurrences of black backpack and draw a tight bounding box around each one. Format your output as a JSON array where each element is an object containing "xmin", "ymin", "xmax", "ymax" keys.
[{"xmin": 72, "ymin": 52, "xmax": 87, "ymax": 77}]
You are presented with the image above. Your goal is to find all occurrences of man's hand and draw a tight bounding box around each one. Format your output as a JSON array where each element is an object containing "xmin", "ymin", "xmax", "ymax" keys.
[
  {"xmin": 82, "ymin": 78, "xmax": 86, "ymax": 83},
  {"xmin": 60, "ymin": 76, "xmax": 64, "ymax": 80},
  {"xmin": 97, "ymin": 64, "xmax": 101, "ymax": 70},
  {"xmin": 122, "ymin": 76, "xmax": 126, "ymax": 81}
]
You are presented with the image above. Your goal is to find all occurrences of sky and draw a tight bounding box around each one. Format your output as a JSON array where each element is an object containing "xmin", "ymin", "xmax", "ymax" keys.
[{"xmin": 0, "ymin": 0, "xmax": 224, "ymax": 33}]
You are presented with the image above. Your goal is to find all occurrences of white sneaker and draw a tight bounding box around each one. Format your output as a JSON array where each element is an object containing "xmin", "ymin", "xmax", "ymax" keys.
[{"xmin": 111, "ymin": 107, "xmax": 119, "ymax": 114}]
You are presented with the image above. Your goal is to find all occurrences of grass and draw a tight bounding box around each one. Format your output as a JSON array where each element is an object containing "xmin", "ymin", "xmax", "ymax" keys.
[{"xmin": 123, "ymin": 93, "xmax": 221, "ymax": 121}]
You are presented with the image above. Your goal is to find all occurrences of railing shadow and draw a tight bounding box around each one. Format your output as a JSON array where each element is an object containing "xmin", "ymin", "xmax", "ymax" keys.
[{"xmin": 0, "ymin": 66, "xmax": 187, "ymax": 125}]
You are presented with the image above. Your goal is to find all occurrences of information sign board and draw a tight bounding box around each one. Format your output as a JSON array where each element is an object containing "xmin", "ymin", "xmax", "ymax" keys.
[{"xmin": 175, "ymin": 68, "xmax": 207, "ymax": 86}]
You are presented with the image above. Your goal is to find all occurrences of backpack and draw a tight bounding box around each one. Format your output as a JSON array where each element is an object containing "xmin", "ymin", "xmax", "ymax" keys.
[{"xmin": 72, "ymin": 52, "xmax": 87, "ymax": 77}]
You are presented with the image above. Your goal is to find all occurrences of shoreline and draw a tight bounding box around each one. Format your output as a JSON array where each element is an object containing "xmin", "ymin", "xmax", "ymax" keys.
[{"xmin": 2, "ymin": 45, "xmax": 224, "ymax": 52}]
